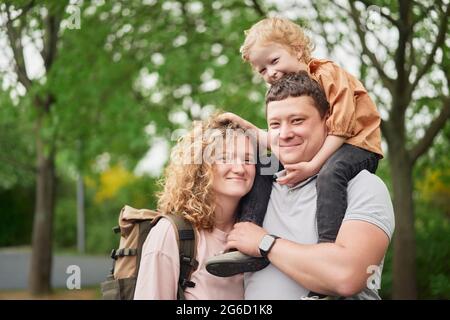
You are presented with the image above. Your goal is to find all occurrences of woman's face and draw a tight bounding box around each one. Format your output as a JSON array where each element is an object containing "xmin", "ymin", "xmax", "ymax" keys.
[{"xmin": 212, "ymin": 134, "xmax": 256, "ymax": 200}]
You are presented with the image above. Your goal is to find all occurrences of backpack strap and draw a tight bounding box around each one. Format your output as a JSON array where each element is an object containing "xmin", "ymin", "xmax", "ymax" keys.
[{"xmin": 153, "ymin": 213, "xmax": 198, "ymax": 300}]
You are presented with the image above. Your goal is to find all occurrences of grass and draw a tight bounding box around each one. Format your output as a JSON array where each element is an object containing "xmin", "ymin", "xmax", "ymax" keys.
[{"xmin": 0, "ymin": 286, "xmax": 101, "ymax": 300}]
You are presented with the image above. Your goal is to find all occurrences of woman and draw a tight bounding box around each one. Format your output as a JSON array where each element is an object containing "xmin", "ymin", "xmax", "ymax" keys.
[{"xmin": 134, "ymin": 115, "xmax": 256, "ymax": 299}]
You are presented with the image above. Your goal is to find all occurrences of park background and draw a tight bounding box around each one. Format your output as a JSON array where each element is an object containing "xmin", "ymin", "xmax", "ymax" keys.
[{"xmin": 0, "ymin": 0, "xmax": 449, "ymax": 299}]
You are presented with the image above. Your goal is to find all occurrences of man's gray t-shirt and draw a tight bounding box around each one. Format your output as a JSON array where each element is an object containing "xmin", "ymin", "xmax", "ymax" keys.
[{"xmin": 244, "ymin": 170, "xmax": 395, "ymax": 300}]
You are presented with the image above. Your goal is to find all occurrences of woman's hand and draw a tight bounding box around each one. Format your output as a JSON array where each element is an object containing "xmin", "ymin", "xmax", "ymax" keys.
[{"xmin": 224, "ymin": 222, "xmax": 267, "ymax": 257}]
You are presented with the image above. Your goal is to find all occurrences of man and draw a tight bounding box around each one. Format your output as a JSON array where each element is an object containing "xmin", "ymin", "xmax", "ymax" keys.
[{"xmin": 207, "ymin": 72, "xmax": 394, "ymax": 299}]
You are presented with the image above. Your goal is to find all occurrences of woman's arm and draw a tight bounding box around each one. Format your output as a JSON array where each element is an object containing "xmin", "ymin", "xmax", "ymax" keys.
[{"xmin": 134, "ymin": 219, "xmax": 179, "ymax": 300}]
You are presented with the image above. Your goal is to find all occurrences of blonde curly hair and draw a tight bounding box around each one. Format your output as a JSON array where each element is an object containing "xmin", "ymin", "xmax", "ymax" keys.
[
  {"xmin": 240, "ymin": 17, "xmax": 315, "ymax": 64},
  {"xmin": 157, "ymin": 114, "xmax": 252, "ymax": 231}
]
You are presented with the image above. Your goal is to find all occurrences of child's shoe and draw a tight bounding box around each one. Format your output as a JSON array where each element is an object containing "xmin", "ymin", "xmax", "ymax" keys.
[
  {"xmin": 300, "ymin": 292, "xmax": 331, "ymax": 300},
  {"xmin": 205, "ymin": 251, "xmax": 270, "ymax": 277}
]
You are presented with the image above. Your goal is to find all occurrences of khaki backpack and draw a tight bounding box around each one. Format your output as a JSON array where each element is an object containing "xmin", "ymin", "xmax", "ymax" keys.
[{"xmin": 100, "ymin": 205, "xmax": 198, "ymax": 300}]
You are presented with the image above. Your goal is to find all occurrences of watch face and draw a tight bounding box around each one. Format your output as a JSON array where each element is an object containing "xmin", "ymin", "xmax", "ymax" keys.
[{"xmin": 260, "ymin": 235, "xmax": 274, "ymax": 252}]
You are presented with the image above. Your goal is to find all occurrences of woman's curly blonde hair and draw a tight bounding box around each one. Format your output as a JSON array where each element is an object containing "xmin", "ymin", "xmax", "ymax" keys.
[
  {"xmin": 157, "ymin": 114, "xmax": 249, "ymax": 232},
  {"xmin": 240, "ymin": 17, "xmax": 315, "ymax": 64}
]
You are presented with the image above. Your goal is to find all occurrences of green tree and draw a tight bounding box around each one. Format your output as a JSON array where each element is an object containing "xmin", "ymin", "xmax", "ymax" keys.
[
  {"xmin": 0, "ymin": 0, "xmax": 275, "ymax": 294},
  {"xmin": 0, "ymin": 0, "xmax": 153, "ymax": 294},
  {"xmin": 301, "ymin": 0, "xmax": 449, "ymax": 298}
]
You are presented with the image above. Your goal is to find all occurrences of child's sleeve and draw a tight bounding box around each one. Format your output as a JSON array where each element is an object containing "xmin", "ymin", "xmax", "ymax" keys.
[{"xmin": 315, "ymin": 61, "xmax": 359, "ymax": 139}]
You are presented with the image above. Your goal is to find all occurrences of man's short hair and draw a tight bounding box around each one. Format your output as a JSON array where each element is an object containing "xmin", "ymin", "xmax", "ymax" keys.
[{"xmin": 266, "ymin": 71, "xmax": 329, "ymax": 118}]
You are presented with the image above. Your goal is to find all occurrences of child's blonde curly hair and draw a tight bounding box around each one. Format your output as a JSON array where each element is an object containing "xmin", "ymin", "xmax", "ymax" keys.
[
  {"xmin": 240, "ymin": 17, "xmax": 315, "ymax": 64},
  {"xmin": 157, "ymin": 114, "xmax": 250, "ymax": 232}
]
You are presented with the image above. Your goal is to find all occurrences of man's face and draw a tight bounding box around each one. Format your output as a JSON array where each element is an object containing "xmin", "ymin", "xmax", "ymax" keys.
[
  {"xmin": 248, "ymin": 42, "xmax": 307, "ymax": 85},
  {"xmin": 267, "ymin": 96, "xmax": 328, "ymax": 165}
]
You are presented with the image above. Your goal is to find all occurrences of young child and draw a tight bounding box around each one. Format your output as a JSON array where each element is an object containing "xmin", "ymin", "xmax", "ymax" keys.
[{"xmin": 206, "ymin": 17, "xmax": 383, "ymax": 295}]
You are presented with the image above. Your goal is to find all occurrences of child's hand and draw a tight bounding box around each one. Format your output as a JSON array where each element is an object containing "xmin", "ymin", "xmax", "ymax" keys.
[
  {"xmin": 218, "ymin": 112, "xmax": 252, "ymax": 130},
  {"xmin": 276, "ymin": 161, "xmax": 320, "ymax": 187},
  {"xmin": 218, "ymin": 112, "xmax": 269, "ymax": 149}
]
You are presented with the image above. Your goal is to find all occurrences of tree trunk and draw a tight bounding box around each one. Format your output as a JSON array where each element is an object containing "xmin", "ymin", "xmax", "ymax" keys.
[
  {"xmin": 29, "ymin": 124, "xmax": 56, "ymax": 295},
  {"xmin": 390, "ymin": 145, "xmax": 417, "ymax": 299}
]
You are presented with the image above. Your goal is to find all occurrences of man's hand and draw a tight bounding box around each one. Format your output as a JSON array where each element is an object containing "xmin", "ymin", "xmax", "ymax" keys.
[
  {"xmin": 225, "ymin": 222, "xmax": 267, "ymax": 257},
  {"xmin": 277, "ymin": 161, "xmax": 320, "ymax": 187}
]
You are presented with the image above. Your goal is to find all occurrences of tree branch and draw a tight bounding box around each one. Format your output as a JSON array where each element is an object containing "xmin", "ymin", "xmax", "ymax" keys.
[
  {"xmin": 409, "ymin": 96, "xmax": 450, "ymax": 163},
  {"xmin": 3, "ymin": 0, "xmax": 35, "ymax": 22},
  {"xmin": 371, "ymin": 29, "xmax": 392, "ymax": 57},
  {"xmin": 251, "ymin": 0, "xmax": 266, "ymax": 17},
  {"xmin": 409, "ymin": 3, "xmax": 449, "ymax": 96},
  {"xmin": 379, "ymin": 10, "xmax": 398, "ymax": 28},
  {"xmin": 411, "ymin": 1, "xmax": 438, "ymax": 28},
  {"xmin": 380, "ymin": 119, "xmax": 390, "ymax": 145},
  {"xmin": 347, "ymin": 1, "xmax": 395, "ymax": 92},
  {"xmin": 4, "ymin": 7, "xmax": 32, "ymax": 89},
  {"xmin": 394, "ymin": 0, "xmax": 413, "ymax": 112},
  {"xmin": 310, "ymin": 1, "xmax": 334, "ymax": 57},
  {"xmin": 42, "ymin": 12, "xmax": 62, "ymax": 71},
  {"xmin": 357, "ymin": 0, "xmax": 400, "ymax": 28},
  {"xmin": 406, "ymin": 36, "xmax": 416, "ymax": 77}
]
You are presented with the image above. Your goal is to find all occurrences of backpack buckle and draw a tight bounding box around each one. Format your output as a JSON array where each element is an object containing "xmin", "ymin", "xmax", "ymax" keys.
[{"xmin": 180, "ymin": 255, "xmax": 199, "ymax": 270}]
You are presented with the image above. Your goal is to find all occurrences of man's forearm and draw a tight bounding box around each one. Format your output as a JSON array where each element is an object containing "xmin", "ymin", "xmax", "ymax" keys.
[
  {"xmin": 227, "ymin": 220, "xmax": 389, "ymax": 297},
  {"xmin": 267, "ymin": 239, "xmax": 367, "ymax": 296}
]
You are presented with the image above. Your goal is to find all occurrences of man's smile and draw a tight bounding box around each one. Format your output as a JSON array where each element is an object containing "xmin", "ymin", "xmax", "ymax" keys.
[{"xmin": 279, "ymin": 142, "xmax": 303, "ymax": 148}]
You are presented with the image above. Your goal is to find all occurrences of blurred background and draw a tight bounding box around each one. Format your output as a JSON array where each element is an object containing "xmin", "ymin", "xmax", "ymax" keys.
[{"xmin": 0, "ymin": 0, "xmax": 448, "ymax": 300}]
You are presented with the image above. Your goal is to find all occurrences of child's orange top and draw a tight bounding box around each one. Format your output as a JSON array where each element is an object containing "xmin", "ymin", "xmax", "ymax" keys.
[{"xmin": 307, "ymin": 58, "xmax": 383, "ymax": 157}]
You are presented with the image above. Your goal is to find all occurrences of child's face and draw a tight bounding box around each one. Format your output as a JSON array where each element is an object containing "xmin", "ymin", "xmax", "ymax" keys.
[{"xmin": 248, "ymin": 42, "xmax": 307, "ymax": 85}]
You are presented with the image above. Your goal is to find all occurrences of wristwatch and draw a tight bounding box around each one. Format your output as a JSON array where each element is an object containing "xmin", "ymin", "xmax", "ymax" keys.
[{"xmin": 259, "ymin": 234, "xmax": 280, "ymax": 258}]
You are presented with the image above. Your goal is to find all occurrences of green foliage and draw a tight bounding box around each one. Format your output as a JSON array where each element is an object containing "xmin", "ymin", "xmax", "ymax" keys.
[
  {"xmin": 50, "ymin": 171, "xmax": 159, "ymax": 254},
  {"xmin": 380, "ymin": 201, "xmax": 450, "ymax": 299},
  {"xmin": 53, "ymin": 196, "xmax": 77, "ymax": 250},
  {"xmin": 0, "ymin": 91, "xmax": 35, "ymax": 189},
  {"xmin": 0, "ymin": 186, "xmax": 34, "ymax": 246},
  {"xmin": 84, "ymin": 174, "xmax": 159, "ymax": 254},
  {"xmin": 414, "ymin": 121, "xmax": 450, "ymax": 216},
  {"xmin": 415, "ymin": 202, "xmax": 450, "ymax": 299},
  {"xmin": 375, "ymin": 157, "xmax": 393, "ymax": 192}
]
